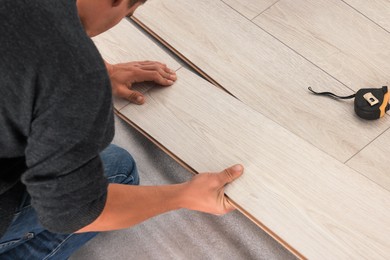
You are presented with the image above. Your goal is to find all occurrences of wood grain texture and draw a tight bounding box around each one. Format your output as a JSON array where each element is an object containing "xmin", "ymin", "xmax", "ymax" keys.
[
  {"xmin": 134, "ymin": 0, "xmax": 390, "ymax": 162},
  {"xmin": 343, "ymin": 0, "xmax": 390, "ymax": 32},
  {"xmin": 221, "ymin": 0, "xmax": 279, "ymax": 20},
  {"xmin": 91, "ymin": 18, "xmax": 181, "ymax": 110},
  {"xmin": 120, "ymin": 67, "xmax": 390, "ymax": 259},
  {"xmin": 347, "ymin": 127, "xmax": 390, "ymax": 191},
  {"xmin": 254, "ymin": 0, "xmax": 390, "ymax": 91}
]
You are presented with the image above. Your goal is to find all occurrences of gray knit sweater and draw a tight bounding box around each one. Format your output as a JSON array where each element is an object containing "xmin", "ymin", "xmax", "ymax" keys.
[{"xmin": 0, "ymin": 0, "xmax": 114, "ymax": 237}]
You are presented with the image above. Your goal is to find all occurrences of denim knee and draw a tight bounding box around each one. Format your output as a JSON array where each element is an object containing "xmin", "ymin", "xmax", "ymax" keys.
[{"xmin": 100, "ymin": 144, "xmax": 140, "ymax": 186}]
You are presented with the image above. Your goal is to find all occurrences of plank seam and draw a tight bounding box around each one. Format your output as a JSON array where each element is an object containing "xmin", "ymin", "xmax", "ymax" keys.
[
  {"xmin": 220, "ymin": 2, "xmax": 356, "ymax": 94},
  {"xmin": 344, "ymin": 124, "xmax": 390, "ymax": 163},
  {"xmin": 340, "ymin": 0, "xmax": 390, "ymax": 34},
  {"xmin": 218, "ymin": 0, "xmax": 281, "ymax": 21},
  {"xmin": 128, "ymin": 16, "xmax": 238, "ymax": 99},
  {"xmin": 251, "ymin": 0, "xmax": 281, "ymax": 21},
  {"xmin": 125, "ymin": 18, "xmax": 186, "ymax": 67},
  {"xmin": 343, "ymin": 124, "xmax": 390, "ymax": 192}
]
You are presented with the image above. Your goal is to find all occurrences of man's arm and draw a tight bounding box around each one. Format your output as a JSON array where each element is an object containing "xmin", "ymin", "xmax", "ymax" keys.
[
  {"xmin": 77, "ymin": 164, "xmax": 243, "ymax": 232},
  {"xmin": 105, "ymin": 60, "xmax": 177, "ymax": 105}
]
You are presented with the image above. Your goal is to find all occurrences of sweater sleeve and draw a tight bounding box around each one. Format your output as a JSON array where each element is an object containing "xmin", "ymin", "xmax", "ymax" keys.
[{"xmin": 21, "ymin": 65, "xmax": 114, "ymax": 234}]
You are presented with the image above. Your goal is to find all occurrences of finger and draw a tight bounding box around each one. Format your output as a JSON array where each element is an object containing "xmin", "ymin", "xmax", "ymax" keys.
[
  {"xmin": 141, "ymin": 65, "xmax": 176, "ymax": 80},
  {"xmin": 119, "ymin": 62, "xmax": 176, "ymax": 83},
  {"xmin": 131, "ymin": 61, "xmax": 167, "ymax": 69},
  {"xmin": 116, "ymin": 87, "xmax": 145, "ymax": 105},
  {"xmin": 138, "ymin": 61, "xmax": 163, "ymax": 66},
  {"xmin": 137, "ymin": 62, "xmax": 175, "ymax": 76},
  {"xmin": 164, "ymin": 66, "xmax": 177, "ymax": 81},
  {"xmin": 139, "ymin": 64, "xmax": 167, "ymax": 71},
  {"xmin": 139, "ymin": 65, "xmax": 176, "ymax": 81},
  {"xmin": 134, "ymin": 70, "xmax": 174, "ymax": 86},
  {"xmin": 218, "ymin": 164, "xmax": 244, "ymax": 185},
  {"xmin": 126, "ymin": 90, "xmax": 145, "ymax": 105}
]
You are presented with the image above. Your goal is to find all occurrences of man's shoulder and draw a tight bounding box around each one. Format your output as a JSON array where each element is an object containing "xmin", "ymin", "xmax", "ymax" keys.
[{"xmin": 1, "ymin": 0, "xmax": 103, "ymax": 70}]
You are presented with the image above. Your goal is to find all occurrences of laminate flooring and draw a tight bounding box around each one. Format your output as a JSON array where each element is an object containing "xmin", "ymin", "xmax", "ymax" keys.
[
  {"xmin": 118, "ymin": 67, "xmax": 390, "ymax": 259},
  {"xmin": 133, "ymin": 0, "xmax": 390, "ymax": 163},
  {"xmin": 254, "ymin": 0, "xmax": 390, "ymax": 92},
  {"xmin": 221, "ymin": 0, "xmax": 278, "ymax": 20},
  {"xmin": 92, "ymin": 1, "xmax": 390, "ymax": 258},
  {"xmin": 343, "ymin": 0, "xmax": 390, "ymax": 32},
  {"xmin": 347, "ymin": 127, "xmax": 390, "ymax": 190}
]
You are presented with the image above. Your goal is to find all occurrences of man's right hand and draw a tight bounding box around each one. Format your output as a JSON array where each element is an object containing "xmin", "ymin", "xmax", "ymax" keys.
[
  {"xmin": 180, "ymin": 164, "xmax": 244, "ymax": 215},
  {"xmin": 76, "ymin": 164, "xmax": 243, "ymax": 233}
]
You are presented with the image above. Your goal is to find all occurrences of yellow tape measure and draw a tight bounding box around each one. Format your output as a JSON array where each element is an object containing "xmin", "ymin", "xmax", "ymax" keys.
[{"xmin": 308, "ymin": 86, "xmax": 389, "ymax": 120}]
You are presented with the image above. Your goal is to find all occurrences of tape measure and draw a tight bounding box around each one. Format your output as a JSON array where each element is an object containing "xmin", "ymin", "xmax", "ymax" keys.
[{"xmin": 308, "ymin": 86, "xmax": 390, "ymax": 120}]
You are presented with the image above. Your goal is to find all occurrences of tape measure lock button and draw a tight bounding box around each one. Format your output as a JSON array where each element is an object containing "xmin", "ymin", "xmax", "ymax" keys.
[{"xmin": 362, "ymin": 92, "xmax": 379, "ymax": 106}]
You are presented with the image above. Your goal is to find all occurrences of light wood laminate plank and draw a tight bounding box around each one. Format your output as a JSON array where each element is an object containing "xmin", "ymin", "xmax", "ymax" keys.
[
  {"xmin": 134, "ymin": 0, "xmax": 390, "ymax": 162},
  {"xmin": 343, "ymin": 0, "xmax": 390, "ymax": 32},
  {"xmin": 120, "ymin": 68, "xmax": 390, "ymax": 259},
  {"xmin": 221, "ymin": 0, "xmax": 279, "ymax": 20},
  {"xmin": 254, "ymin": 0, "xmax": 390, "ymax": 90},
  {"xmin": 347, "ymin": 127, "xmax": 390, "ymax": 190},
  {"xmin": 92, "ymin": 18, "xmax": 181, "ymax": 110}
]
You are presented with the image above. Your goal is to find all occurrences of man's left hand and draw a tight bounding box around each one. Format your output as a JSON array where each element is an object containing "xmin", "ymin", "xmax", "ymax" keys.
[{"xmin": 106, "ymin": 61, "xmax": 177, "ymax": 105}]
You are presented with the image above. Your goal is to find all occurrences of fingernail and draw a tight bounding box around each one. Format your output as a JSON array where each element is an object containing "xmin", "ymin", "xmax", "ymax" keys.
[
  {"xmin": 167, "ymin": 80, "xmax": 174, "ymax": 84},
  {"xmin": 137, "ymin": 96, "xmax": 143, "ymax": 103},
  {"xmin": 232, "ymin": 164, "xmax": 243, "ymax": 172}
]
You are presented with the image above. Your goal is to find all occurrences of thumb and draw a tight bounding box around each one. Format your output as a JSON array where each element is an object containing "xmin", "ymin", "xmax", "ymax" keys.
[
  {"xmin": 115, "ymin": 87, "xmax": 145, "ymax": 105},
  {"xmin": 219, "ymin": 164, "xmax": 244, "ymax": 185},
  {"xmin": 125, "ymin": 90, "xmax": 145, "ymax": 105},
  {"xmin": 113, "ymin": 84, "xmax": 145, "ymax": 105}
]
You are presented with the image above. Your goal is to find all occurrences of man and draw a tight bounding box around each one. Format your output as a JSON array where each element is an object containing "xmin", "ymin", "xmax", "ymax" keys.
[{"xmin": 0, "ymin": 0, "xmax": 244, "ymax": 259}]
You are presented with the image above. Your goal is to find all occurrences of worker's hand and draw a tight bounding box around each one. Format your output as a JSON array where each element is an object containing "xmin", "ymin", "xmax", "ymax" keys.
[
  {"xmin": 181, "ymin": 164, "xmax": 244, "ymax": 215},
  {"xmin": 106, "ymin": 61, "xmax": 177, "ymax": 105}
]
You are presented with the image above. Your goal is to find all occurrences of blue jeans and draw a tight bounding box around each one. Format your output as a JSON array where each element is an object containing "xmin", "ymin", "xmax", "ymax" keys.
[{"xmin": 0, "ymin": 144, "xmax": 139, "ymax": 259}]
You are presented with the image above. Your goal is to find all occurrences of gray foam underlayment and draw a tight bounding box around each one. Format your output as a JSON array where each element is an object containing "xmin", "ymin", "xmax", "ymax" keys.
[{"xmin": 71, "ymin": 116, "xmax": 295, "ymax": 260}]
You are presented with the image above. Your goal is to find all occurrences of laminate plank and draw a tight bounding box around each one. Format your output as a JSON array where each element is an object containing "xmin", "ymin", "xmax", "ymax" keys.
[
  {"xmin": 343, "ymin": 0, "xmax": 390, "ymax": 32},
  {"xmin": 347, "ymin": 128, "xmax": 390, "ymax": 191},
  {"xmin": 254, "ymin": 0, "xmax": 390, "ymax": 91},
  {"xmin": 134, "ymin": 0, "xmax": 390, "ymax": 162},
  {"xmin": 120, "ymin": 67, "xmax": 390, "ymax": 259},
  {"xmin": 221, "ymin": 0, "xmax": 279, "ymax": 20},
  {"xmin": 91, "ymin": 18, "xmax": 181, "ymax": 110}
]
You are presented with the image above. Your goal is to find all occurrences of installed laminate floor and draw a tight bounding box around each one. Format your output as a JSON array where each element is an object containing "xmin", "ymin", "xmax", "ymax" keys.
[
  {"xmin": 89, "ymin": 0, "xmax": 390, "ymax": 258},
  {"xmin": 118, "ymin": 67, "xmax": 390, "ymax": 259},
  {"xmin": 343, "ymin": 0, "xmax": 390, "ymax": 32},
  {"xmin": 255, "ymin": 0, "xmax": 390, "ymax": 91},
  {"xmin": 347, "ymin": 128, "xmax": 390, "ymax": 191},
  {"xmin": 133, "ymin": 0, "xmax": 390, "ymax": 163},
  {"xmin": 221, "ymin": 0, "xmax": 278, "ymax": 20}
]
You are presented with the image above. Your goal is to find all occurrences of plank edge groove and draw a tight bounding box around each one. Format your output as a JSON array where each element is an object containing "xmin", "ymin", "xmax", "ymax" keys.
[{"xmin": 129, "ymin": 16, "xmax": 237, "ymax": 97}]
